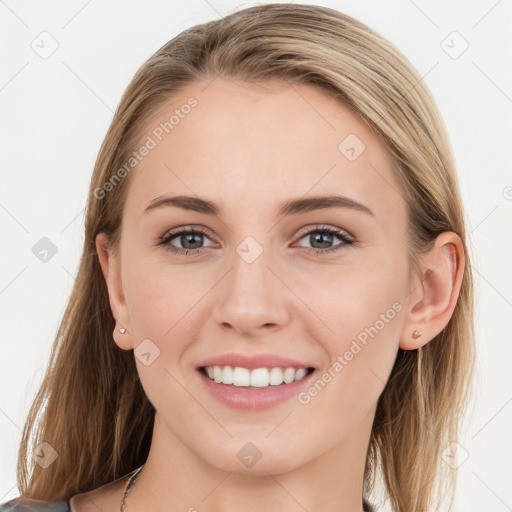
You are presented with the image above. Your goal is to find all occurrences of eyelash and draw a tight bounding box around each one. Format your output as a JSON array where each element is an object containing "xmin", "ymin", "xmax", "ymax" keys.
[{"xmin": 157, "ymin": 225, "xmax": 355, "ymax": 257}]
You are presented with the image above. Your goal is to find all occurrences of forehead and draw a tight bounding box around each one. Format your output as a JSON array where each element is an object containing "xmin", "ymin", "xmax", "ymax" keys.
[{"xmin": 123, "ymin": 77, "xmax": 406, "ymax": 224}]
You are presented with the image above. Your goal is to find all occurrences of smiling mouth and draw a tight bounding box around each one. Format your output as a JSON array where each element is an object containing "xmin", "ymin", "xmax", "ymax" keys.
[{"xmin": 199, "ymin": 366, "xmax": 315, "ymax": 388}]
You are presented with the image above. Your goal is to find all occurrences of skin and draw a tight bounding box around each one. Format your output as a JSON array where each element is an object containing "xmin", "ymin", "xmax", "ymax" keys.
[{"xmin": 72, "ymin": 77, "xmax": 464, "ymax": 512}]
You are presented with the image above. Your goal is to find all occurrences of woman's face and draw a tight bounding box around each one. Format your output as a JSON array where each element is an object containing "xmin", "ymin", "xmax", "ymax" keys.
[{"xmin": 98, "ymin": 77, "xmax": 414, "ymax": 475}]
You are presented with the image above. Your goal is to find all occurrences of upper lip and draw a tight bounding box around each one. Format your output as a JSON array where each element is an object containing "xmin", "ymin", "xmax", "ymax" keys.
[{"xmin": 196, "ymin": 353, "xmax": 315, "ymax": 370}]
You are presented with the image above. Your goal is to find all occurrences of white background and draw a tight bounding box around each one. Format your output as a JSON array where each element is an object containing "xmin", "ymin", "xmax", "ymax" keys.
[{"xmin": 1, "ymin": 1, "xmax": 511, "ymax": 510}]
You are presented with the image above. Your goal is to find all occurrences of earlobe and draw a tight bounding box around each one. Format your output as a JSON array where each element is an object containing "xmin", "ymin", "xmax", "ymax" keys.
[
  {"xmin": 399, "ymin": 231, "xmax": 465, "ymax": 351},
  {"xmin": 114, "ymin": 322, "xmax": 133, "ymax": 350},
  {"xmin": 95, "ymin": 233, "xmax": 134, "ymax": 351}
]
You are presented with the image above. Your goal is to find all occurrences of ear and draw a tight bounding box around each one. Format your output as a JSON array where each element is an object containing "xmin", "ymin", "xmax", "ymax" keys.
[
  {"xmin": 95, "ymin": 232, "xmax": 134, "ymax": 351},
  {"xmin": 399, "ymin": 231, "xmax": 465, "ymax": 350}
]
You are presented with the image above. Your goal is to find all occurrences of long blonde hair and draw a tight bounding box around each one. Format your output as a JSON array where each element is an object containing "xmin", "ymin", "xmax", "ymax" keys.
[{"xmin": 13, "ymin": 4, "xmax": 475, "ymax": 511}]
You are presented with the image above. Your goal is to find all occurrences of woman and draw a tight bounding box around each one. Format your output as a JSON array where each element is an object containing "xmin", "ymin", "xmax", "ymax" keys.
[{"xmin": 1, "ymin": 3, "xmax": 475, "ymax": 511}]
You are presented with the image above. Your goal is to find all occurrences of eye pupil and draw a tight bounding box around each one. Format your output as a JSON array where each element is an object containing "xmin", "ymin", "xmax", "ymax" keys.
[
  {"xmin": 181, "ymin": 233, "xmax": 203, "ymax": 249},
  {"xmin": 311, "ymin": 232, "xmax": 333, "ymax": 249}
]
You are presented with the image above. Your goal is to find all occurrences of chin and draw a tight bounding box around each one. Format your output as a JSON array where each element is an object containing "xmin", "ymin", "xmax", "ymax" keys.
[{"xmin": 197, "ymin": 439, "xmax": 310, "ymax": 476}]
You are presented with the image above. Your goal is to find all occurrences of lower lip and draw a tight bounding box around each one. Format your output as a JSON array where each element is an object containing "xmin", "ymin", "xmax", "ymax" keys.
[{"xmin": 197, "ymin": 368, "xmax": 316, "ymax": 410}]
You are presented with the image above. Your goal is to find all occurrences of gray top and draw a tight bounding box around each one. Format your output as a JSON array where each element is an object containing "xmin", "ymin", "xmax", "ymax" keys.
[{"xmin": 0, "ymin": 498, "xmax": 70, "ymax": 511}]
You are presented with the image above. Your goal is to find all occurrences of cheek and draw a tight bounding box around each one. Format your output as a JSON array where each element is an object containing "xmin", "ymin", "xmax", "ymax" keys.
[
  {"xmin": 123, "ymin": 245, "xmax": 192, "ymax": 324},
  {"xmin": 123, "ymin": 256, "xmax": 211, "ymax": 362},
  {"xmin": 295, "ymin": 284, "xmax": 404, "ymax": 432},
  {"xmin": 299, "ymin": 254, "xmax": 406, "ymax": 336},
  {"xmin": 296, "ymin": 256, "xmax": 407, "ymax": 395},
  {"xmin": 123, "ymin": 263, "xmax": 198, "ymax": 408},
  {"xmin": 127, "ymin": 271, "xmax": 175, "ymax": 335}
]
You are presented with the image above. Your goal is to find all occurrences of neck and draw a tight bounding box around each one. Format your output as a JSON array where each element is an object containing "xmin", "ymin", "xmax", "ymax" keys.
[{"xmin": 125, "ymin": 407, "xmax": 375, "ymax": 512}]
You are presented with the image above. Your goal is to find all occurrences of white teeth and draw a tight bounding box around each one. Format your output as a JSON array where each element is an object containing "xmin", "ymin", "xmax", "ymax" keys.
[
  {"xmin": 269, "ymin": 367, "xmax": 283, "ymax": 385},
  {"xmin": 213, "ymin": 366, "xmax": 222, "ymax": 383},
  {"xmin": 250, "ymin": 368, "xmax": 269, "ymax": 387},
  {"xmin": 222, "ymin": 365, "xmax": 234, "ymax": 384},
  {"xmin": 283, "ymin": 367, "xmax": 295, "ymax": 384},
  {"xmin": 294, "ymin": 368, "xmax": 308, "ymax": 381},
  {"xmin": 203, "ymin": 366, "xmax": 311, "ymax": 387},
  {"xmin": 233, "ymin": 367, "xmax": 251, "ymax": 386}
]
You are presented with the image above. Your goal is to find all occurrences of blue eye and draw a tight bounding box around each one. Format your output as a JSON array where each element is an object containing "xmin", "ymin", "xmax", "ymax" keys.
[
  {"xmin": 295, "ymin": 225, "xmax": 355, "ymax": 255},
  {"xmin": 158, "ymin": 225, "xmax": 355, "ymax": 256},
  {"xmin": 158, "ymin": 226, "xmax": 214, "ymax": 256}
]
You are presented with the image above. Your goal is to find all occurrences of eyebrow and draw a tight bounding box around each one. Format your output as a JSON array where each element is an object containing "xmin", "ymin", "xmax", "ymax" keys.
[{"xmin": 144, "ymin": 194, "xmax": 374, "ymax": 217}]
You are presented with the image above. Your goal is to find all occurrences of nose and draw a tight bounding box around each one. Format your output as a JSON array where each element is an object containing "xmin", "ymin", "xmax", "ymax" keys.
[{"xmin": 212, "ymin": 246, "xmax": 290, "ymax": 337}]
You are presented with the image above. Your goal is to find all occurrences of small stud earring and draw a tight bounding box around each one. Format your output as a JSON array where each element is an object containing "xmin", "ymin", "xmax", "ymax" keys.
[
  {"xmin": 412, "ymin": 329, "xmax": 422, "ymax": 339},
  {"xmin": 119, "ymin": 327, "xmax": 126, "ymax": 334}
]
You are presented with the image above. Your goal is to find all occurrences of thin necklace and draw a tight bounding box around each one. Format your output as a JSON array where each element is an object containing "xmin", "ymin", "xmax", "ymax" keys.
[{"xmin": 120, "ymin": 464, "xmax": 145, "ymax": 512}]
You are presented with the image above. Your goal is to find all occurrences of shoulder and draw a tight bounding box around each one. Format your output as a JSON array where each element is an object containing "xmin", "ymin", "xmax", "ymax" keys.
[
  {"xmin": 0, "ymin": 473, "xmax": 130, "ymax": 512},
  {"xmin": 0, "ymin": 498, "xmax": 70, "ymax": 511},
  {"xmin": 68, "ymin": 475, "xmax": 129, "ymax": 512}
]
